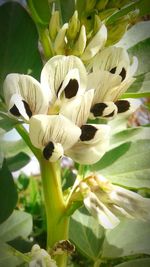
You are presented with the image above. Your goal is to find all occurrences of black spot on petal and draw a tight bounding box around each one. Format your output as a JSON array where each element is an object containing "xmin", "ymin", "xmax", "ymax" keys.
[
  {"xmin": 119, "ymin": 68, "xmax": 126, "ymax": 81},
  {"xmin": 64, "ymin": 79, "xmax": 79, "ymax": 99},
  {"xmin": 110, "ymin": 67, "xmax": 117, "ymax": 74},
  {"xmin": 104, "ymin": 110, "xmax": 115, "ymax": 118},
  {"xmin": 80, "ymin": 125, "xmax": 97, "ymax": 141},
  {"xmin": 43, "ymin": 141, "xmax": 54, "ymax": 160},
  {"xmin": 115, "ymin": 100, "xmax": 130, "ymax": 113},
  {"xmin": 9, "ymin": 105, "xmax": 21, "ymax": 116},
  {"xmin": 90, "ymin": 103, "xmax": 107, "ymax": 117},
  {"xmin": 22, "ymin": 101, "xmax": 32, "ymax": 118}
]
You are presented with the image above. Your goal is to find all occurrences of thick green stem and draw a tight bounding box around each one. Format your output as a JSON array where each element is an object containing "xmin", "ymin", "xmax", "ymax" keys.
[{"xmin": 40, "ymin": 158, "xmax": 69, "ymax": 267}]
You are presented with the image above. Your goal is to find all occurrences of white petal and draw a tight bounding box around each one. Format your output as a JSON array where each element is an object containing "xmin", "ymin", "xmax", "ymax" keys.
[
  {"xmin": 82, "ymin": 24, "xmax": 107, "ymax": 61},
  {"xmin": 84, "ymin": 191, "xmax": 120, "ymax": 229},
  {"xmin": 60, "ymin": 89, "xmax": 94, "ymax": 127},
  {"xmin": 41, "ymin": 55, "xmax": 87, "ymax": 104},
  {"xmin": 90, "ymin": 101, "xmax": 118, "ymax": 119},
  {"xmin": 127, "ymin": 56, "xmax": 138, "ymax": 78},
  {"xmin": 109, "ymin": 185, "xmax": 150, "ymax": 221},
  {"xmin": 87, "ymin": 70, "xmax": 121, "ymax": 103},
  {"xmin": 29, "ymin": 114, "xmax": 81, "ymax": 150},
  {"xmin": 115, "ymin": 98, "xmax": 141, "ymax": 117},
  {"xmin": 57, "ymin": 68, "xmax": 81, "ymax": 100},
  {"xmin": 9, "ymin": 94, "xmax": 29, "ymax": 120},
  {"xmin": 4, "ymin": 73, "xmax": 48, "ymax": 119},
  {"xmin": 43, "ymin": 142, "xmax": 64, "ymax": 162},
  {"xmin": 54, "ymin": 23, "xmax": 68, "ymax": 54},
  {"xmin": 66, "ymin": 124, "xmax": 110, "ymax": 164},
  {"xmin": 93, "ymin": 46, "xmax": 130, "ymax": 76}
]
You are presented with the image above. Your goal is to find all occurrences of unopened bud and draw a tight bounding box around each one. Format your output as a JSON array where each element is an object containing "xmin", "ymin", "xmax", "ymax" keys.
[
  {"xmin": 67, "ymin": 10, "xmax": 80, "ymax": 40},
  {"xmin": 96, "ymin": 0, "xmax": 109, "ymax": 11},
  {"xmin": 72, "ymin": 25, "xmax": 86, "ymax": 56},
  {"xmin": 99, "ymin": 8, "xmax": 117, "ymax": 21},
  {"xmin": 54, "ymin": 23, "xmax": 68, "ymax": 54},
  {"xmin": 106, "ymin": 16, "xmax": 129, "ymax": 46},
  {"xmin": 93, "ymin": 15, "xmax": 102, "ymax": 34},
  {"xmin": 86, "ymin": 0, "xmax": 97, "ymax": 12},
  {"xmin": 49, "ymin": 11, "xmax": 60, "ymax": 40}
]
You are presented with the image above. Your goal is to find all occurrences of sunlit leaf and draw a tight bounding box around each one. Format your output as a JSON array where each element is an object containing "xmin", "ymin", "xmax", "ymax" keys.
[
  {"xmin": 6, "ymin": 152, "xmax": 31, "ymax": 172},
  {"xmin": 91, "ymin": 140, "xmax": 150, "ymax": 189},
  {"xmin": 0, "ymin": 242, "xmax": 24, "ymax": 267},
  {"xmin": 102, "ymin": 219, "xmax": 150, "ymax": 258},
  {"xmin": 0, "ymin": 210, "xmax": 32, "ymax": 242},
  {"xmin": 114, "ymin": 258, "xmax": 150, "ymax": 267},
  {"xmin": 69, "ymin": 208, "xmax": 105, "ymax": 261}
]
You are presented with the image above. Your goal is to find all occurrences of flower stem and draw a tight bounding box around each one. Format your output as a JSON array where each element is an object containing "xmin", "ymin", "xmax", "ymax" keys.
[{"xmin": 40, "ymin": 158, "xmax": 69, "ymax": 267}]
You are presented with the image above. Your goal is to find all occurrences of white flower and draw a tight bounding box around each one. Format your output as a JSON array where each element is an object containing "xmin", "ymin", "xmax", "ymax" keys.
[
  {"xmin": 81, "ymin": 175, "xmax": 150, "ymax": 229},
  {"xmin": 29, "ymin": 244, "xmax": 57, "ymax": 267},
  {"xmin": 3, "ymin": 55, "xmax": 110, "ymax": 164},
  {"xmin": 87, "ymin": 46, "xmax": 139, "ymax": 119}
]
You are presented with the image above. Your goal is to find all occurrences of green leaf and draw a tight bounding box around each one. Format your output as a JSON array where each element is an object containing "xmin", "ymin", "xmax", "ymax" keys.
[
  {"xmin": 117, "ymin": 21, "xmax": 150, "ymax": 49},
  {"xmin": 0, "ymin": 242, "xmax": 24, "ymax": 267},
  {"xmin": 115, "ymin": 258, "xmax": 150, "ymax": 267},
  {"xmin": 0, "ymin": 160, "xmax": 18, "ymax": 223},
  {"xmin": 102, "ymin": 219, "xmax": 150, "ymax": 259},
  {"xmin": 1, "ymin": 139, "xmax": 30, "ymax": 158},
  {"xmin": 0, "ymin": 112, "xmax": 22, "ymax": 132},
  {"xmin": 124, "ymin": 72, "xmax": 150, "ymax": 98},
  {"xmin": 6, "ymin": 152, "xmax": 31, "ymax": 172},
  {"xmin": 0, "ymin": 2, "xmax": 42, "ymax": 96},
  {"xmin": 128, "ymin": 38, "xmax": 150, "ymax": 75},
  {"xmin": 110, "ymin": 127, "xmax": 150, "ymax": 149},
  {"xmin": 91, "ymin": 140, "xmax": 150, "ymax": 189},
  {"xmin": 27, "ymin": 0, "xmax": 51, "ymax": 25},
  {"xmin": 59, "ymin": 0, "xmax": 75, "ymax": 22},
  {"xmin": 69, "ymin": 208, "xmax": 105, "ymax": 261},
  {"xmin": 0, "ymin": 210, "xmax": 32, "ymax": 242}
]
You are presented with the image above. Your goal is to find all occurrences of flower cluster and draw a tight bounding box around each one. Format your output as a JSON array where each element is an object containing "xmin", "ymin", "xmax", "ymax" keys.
[
  {"xmin": 80, "ymin": 175, "xmax": 150, "ymax": 229},
  {"xmin": 3, "ymin": 45, "xmax": 138, "ymax": 164}
]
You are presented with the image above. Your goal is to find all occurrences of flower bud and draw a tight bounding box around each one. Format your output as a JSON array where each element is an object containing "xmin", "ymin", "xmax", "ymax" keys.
[
  {"xmin": 85, "ymin": 0, "xmax": 97, "ymax": 12},
  {"xmin": 54, "ymin": 23, "xmax": 68, "ymax": 54},
  {"xmin": 106, "ymin": 16, "xmax": 129, "ymax": 46},
  {"xmin": 72, "ymin": 25, "xmax": 86, "ymax": 56},
  {"xmin": 67, "ymin": 10, "xmax": 80, "ymax": 40},
  {"xmin": 96, "ymin": 0, "xmax": 109, "ymax": 11},
  {"xmin": 99, "ymin": 8, "xmax": 118, "ymax": 21},
  {"xmin": 49, "ymin": 11, "xmax": 60, "ymax": 40}
]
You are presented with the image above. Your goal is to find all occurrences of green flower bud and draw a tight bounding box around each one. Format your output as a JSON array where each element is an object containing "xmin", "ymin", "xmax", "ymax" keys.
[
  {"xmin": 96, "ymin": 0, "xmax": 109, "ymax": 11},
  {"xmin": 72, "ymin": 25, "xmax": 86, "ymax": 56},
  {"xmin": 93, "ymin": 15, "xmax": 102, "ymax": 35},
  {"xmin": 107, "ymin": 0, "xmax": 133, "ymax": 8},
  {"xmin": 106, "ymin": 16, "xmax": 129, "ymax": 46},
  {"xmin": 85, "ymin": 0, "xmax": 97, "ymax": 12},
  {"xmin": 99, "ymin": 8, "xmax": 118, "ymax": 21},
  {"xmin": 54, "ymin": 23, "xmax": 68, "ymax": 54},
  {"xmin": 67, "ymin": 10, "xmax": 80, "ymax": 40},
  {"xmin": 49, "ymin": 11, "xmax": 60, "ymax": 40}
]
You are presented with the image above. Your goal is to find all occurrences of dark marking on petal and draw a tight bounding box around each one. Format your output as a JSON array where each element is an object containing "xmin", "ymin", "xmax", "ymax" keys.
[
  {"xmin": 64, "ymin": 79, "xmax": 79, "ymax": 99},
  {"xmin": 9, "ymin": 105, "xmax": 20, "ymax": 116},
  {"xmin": 90, "ymin": 103, "xmax": 107, "ymax": 117},
  {"xmin": 119, "ymin": 68, "xmax": 126, "ymax": 81},
  {"xmin": 110, "ymin": 67, "xmax": 117, "ymax": 74},
  {"xmin": 104, "ymin": 110, "xmax": 115, "ymax": 118},
  {"xmin": 57, "ymin": 81, "xmax": 63, "ymax": 97},
  {"xmin": 22, "ymin": 101, "xmax": 32, "ymax": 118},
  {"xmin": 87, "ymin": 15, "xmax": 92, "ymax": 20},
  {"xmin": 80, "ymin": 125, "xmax": 97, "ymax": 141},
  {"xmin": 43, "ymin": 141, "xmax": 54, "ymax": 160},
  {"xmin": 115, "ymin": 100, "xmax": 130, "ymax": 113}
]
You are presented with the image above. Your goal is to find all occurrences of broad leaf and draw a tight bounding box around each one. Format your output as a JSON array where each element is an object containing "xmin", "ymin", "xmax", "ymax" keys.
[
  {"xmin": 102, "ymin": 219, "xmax": 150, "ymax": 258},
  {"xmin": 6, "ymin": 152, "xmax": 31, "ymax": 172},
  {"xmin": 0, "ymin": 242, "xmax": 24, "ymax": 267},
  {"xmin": 0, "ymin": 160, "xmax": 18, "ymax": 223},
  {"xmin": 128, "ymin": 38, "xmax": 150, "ymax": 76},
  {"xmin": 60, "ymin": 0, "xmax": 75, "ymax": 22},
  {"xmin": 117, "ymin": 21, "xmax": 150, "ymax": 49},
  {"xmin": 115, "ymin": 258, "xmax": 150, "ymax": 267},
  {"xmin": 0, "ymin": 112, "xmax": 22, "ymax": 132},
  {"xmin": 0, "ymin": 210, "xmax": 32, "ymax": 242},
  {"xmin": 91, "ymin": 140, "xmax": 150, "ymax": 189},
  {"xmin": 69, "ymin": 208, "xmax": 105, "ymax": 261},
  {"xmin": 27, "ymin": 0, "xmax": 51, "ymax": 25},
  {"xmin": 124, "ymin": 72, "xmax": 150, "ymax": 98},
  {"xmin": 1, "ymin": 139, "xmax": 30, "ymax": 158},
  {"xmin": 0, "ymin": 2, "xmax": 42, "ymax": 96},
  {"xmin": 110, "ymin": 127, "xmax": 150, "ymax": 149}
]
